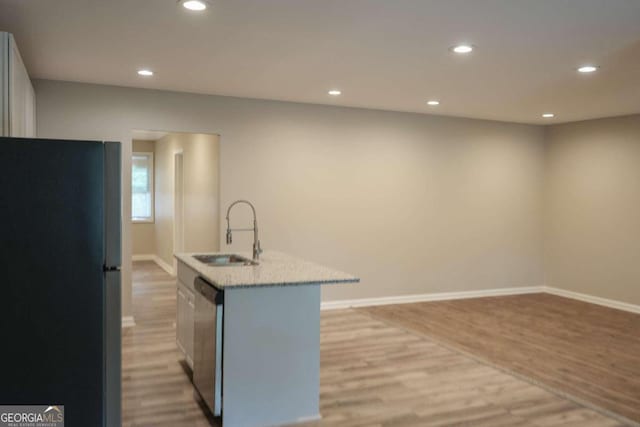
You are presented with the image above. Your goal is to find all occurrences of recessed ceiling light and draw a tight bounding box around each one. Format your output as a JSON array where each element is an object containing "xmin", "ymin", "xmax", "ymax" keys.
[
  {"xmin": 181, "ymin": 0, "xmax": 207, "ymax": 11},
  {"xmin": 450, "ymin": 44, "xmax": 474, "ymax": 54},
  {"xmin": 577, "ymin": 65, "xmax": 599, "ymax": 73},
  {"xmin": 427, "ymin": 100, "xmax": 440, "ymax": 106},
  {"xmin": 328, "ymin": 90, "xmax": 341, "ymax": 96},
  {"xmin": 137, "ymin": 69, "xmax": 154, "ymax": 77},
  {"xmin": 542, "ymin": 113, "xmax": 555, "ymax": 118}
]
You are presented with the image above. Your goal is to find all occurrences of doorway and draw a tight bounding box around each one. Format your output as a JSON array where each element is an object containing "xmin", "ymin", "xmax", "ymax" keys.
[
  {"xmin": 173, "ymin": 152, "xmax": 184, "ymax": 273},
  {"xmin": 129, "ymin": 130, "xmax": 220, "ymax": 275}
]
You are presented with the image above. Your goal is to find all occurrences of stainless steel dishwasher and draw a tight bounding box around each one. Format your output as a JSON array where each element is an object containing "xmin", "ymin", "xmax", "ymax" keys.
[{"xmin": 193, "ymin": 276, "xmax": 223, "ymax": 416}]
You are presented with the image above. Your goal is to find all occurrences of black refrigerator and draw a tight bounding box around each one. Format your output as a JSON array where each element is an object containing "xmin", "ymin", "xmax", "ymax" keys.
[{"xmin": 0, "ymin": 137, "xmax": 122, "ymax": 427}]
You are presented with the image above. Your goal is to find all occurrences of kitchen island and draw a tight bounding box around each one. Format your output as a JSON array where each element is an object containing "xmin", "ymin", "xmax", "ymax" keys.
[{"xmin": 174, "ymin": 251, "xmax": 359, "ymax": 427}]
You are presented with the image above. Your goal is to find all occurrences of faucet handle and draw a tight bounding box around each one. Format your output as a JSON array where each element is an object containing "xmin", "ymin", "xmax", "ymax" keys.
[{"xmin": 253, "ymin": 240, "xmax": 263, "ymax": 261}]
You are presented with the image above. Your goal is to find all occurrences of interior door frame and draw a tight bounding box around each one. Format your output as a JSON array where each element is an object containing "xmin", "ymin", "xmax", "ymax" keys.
[{"xmin": 173, "ymin": 151, "xmax": 185, "ymax": 273}]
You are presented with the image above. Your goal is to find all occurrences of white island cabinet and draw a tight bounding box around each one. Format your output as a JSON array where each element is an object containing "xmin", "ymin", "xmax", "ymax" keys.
[
  {"xmin": 176, "ymin": 255, "xmax": 200, "ymax": 367},
  {"xmin": 174, "ymin": 251, "xmax": 358, "ymax": 427},
  {"xmin": 176, "ymin": 280, "xmax": 195, "ymax": 367}
]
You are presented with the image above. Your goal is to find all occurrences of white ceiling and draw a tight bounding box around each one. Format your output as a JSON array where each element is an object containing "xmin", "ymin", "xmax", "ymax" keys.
[{"xmin": 1, "ymin": 0, "xmax": 639, "ymax": 124}]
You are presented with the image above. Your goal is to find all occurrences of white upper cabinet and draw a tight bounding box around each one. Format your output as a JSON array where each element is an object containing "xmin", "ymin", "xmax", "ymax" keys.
[{"xmin": 1, "ymin": 32, "xmax": 36, "ymax": 137}]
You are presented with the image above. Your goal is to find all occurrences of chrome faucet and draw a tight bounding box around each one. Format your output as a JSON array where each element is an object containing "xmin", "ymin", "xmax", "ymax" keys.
[{"xmin": 225, "ymin": 200, "xmax": 262, "ymax": 262}]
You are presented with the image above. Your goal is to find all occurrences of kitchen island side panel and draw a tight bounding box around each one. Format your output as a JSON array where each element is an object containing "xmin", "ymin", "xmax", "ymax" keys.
[{"xmin": 222, "ymin": 285, "xmax": 321, "ymax": 427}]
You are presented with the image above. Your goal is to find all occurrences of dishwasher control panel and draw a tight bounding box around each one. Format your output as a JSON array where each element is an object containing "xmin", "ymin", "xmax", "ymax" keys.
[{"xmin": 195, "ymin": 277, "xmax": 223, "ymax": 305}]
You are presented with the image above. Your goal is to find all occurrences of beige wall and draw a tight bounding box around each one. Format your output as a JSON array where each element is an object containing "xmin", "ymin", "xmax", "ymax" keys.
[
  {"xmin": 154, "ymin": 132, "xmax": 220, "ymax": 267},
  {"xmin": 131, "ymin": 139, "xmax": 156, "ymax": 255},
  {"xmin": 545, "ymin": 115, "xmax": 640, "ymax": 305},
  {"xmin": 34, "ymin": 80, "xmax": 546, "ymax": 317}
]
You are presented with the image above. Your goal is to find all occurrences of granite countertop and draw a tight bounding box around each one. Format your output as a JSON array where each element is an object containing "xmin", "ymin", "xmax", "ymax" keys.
[{"xmin": 174, "ymin": 250, "xmax": 360, "ymax": 289}]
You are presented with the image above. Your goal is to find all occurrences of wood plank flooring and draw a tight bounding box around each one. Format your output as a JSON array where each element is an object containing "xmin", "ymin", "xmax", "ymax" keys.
[
  {"xmin": 124, "ymin": 261, "xmax": 628, "ymax": 426},
  {"xmin": 316, "ymin": 310, "xmax": 625, "ymax": 427},
  {"xmin": 361, "ymin": 294, "xmax": 640, "ymax": 424}
]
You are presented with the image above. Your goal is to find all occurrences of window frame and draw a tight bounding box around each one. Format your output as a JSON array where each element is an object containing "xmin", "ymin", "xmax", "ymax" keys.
[{"xmin": 131, "ymin": 151, "xmax": 155, "ymax": 224}]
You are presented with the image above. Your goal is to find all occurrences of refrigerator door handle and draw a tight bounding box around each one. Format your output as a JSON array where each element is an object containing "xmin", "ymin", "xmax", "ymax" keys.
[
  {"xmin": 103, "ymin": 141, "xmax": 122, "ymax": 269},
  {"xmin": 103, "ymin": 265, "xmax": 121, "ymax": 272}
]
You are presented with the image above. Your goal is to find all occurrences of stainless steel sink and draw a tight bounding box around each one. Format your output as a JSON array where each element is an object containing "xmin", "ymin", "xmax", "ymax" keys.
[{"xmin": 193, "ymin": 254, "xmax": 258, "ymax": 267}]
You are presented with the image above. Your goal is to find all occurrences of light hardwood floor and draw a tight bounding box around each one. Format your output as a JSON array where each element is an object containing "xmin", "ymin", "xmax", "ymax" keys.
[
  {"xmin": 124, "ymin": 261, "xmax": 628, "ymax": 426},
  {"xmin": 361, "ymin": 294, "xmax": 640, "ymax": 424}
]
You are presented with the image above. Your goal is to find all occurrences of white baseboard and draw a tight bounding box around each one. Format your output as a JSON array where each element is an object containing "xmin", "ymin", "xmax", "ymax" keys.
[
  {"xmin": 132, "ymin": 254, "xmax": 175, "ymax": 276},
  {"xmin": 153, "ymin": 255, "xmax": 175, "ymax": 276},
  {"xmin": 321, "ymin": 285, "xmax": 640, "ymax": 314},
  {"xmin": 132, "ymin": 254, "xmax": 155, "ymax": 261},
  {"xmin": 543, "ymin": 286, "xmax": 640, "ymax": 314},
  {"xmin": 321, "ymin": 286, "xmax": 544, "ymax": 310},
  {"xmin": 122, "ymin": 315, "xmax": 136, "ymax": 328}
]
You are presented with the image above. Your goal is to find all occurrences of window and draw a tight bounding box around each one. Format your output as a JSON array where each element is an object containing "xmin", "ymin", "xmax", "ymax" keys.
[{"xmin": 132, "ymin": 152, "xmax": 154, "ymax": 222}]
